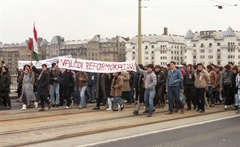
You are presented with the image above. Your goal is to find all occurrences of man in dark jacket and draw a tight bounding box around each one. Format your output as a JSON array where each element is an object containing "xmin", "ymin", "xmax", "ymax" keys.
[
  {"xmin": 183, "ymin": 64, "xmax": 196, "ymax": 110},
  {"xmin": 154, "ymin": 65, "xmax": 166, "ymax": 108},
  {"xmin": 86, "ymin": 72, "xmax": 97, "ymax": 103},
  {"xmin": 31, "ymin": 63, "xmax": 51, "ymax": 111}
]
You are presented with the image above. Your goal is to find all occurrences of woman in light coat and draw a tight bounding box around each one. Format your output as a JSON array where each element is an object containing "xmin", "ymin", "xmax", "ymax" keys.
[{"xmin": 18, "ymin": 67, "xmax": 38, "ymax": 110}]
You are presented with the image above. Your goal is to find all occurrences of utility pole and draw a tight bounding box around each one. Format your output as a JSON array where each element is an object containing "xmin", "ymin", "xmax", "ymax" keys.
[{"xmin": 138, "ymin": 0, "xmax": 142, "ymax": 64}]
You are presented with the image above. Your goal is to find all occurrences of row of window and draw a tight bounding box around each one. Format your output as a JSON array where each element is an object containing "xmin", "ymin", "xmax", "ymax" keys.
[
  {"xmin": 132, "ymin": 45, "xmax": 184, "ymax": 50},
  {"xmin": 171, "ymin": 51, "xmax": 182, "ymax": 54},
  {"xmin": 185, "ymin": 55, "xmax": 240, "ymax": 60},
  {"xmin": 144, "ymin": 57, "xmax": 155, "ymax": 60}
]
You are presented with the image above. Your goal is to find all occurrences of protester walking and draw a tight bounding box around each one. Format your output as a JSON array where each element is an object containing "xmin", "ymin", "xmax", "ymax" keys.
[
  {"xmin": 18, "ymin": 66, "xmax": 38, "ymax": 110},
  {"xmin": 136, "ymin": 63, "xmax": 156, "ymax": 117},
  {"xmin": 220, "ymin": 64, "xmax": 233, "ymax": 110},
  {"xmin": 133, "ymin": 64, "xmax": 145, "ymax": 115},
  {"xmin": 49, "ymin": 63, "xmax": 62, "ymax": 107},
  {"xmin": 31, "ymin": 64, "xmax": 51, "ymax": 111},
  {"xmin": 110, "ymin": 72, "xmax": 124, "ymax": 111},
  {"xmin": 0, "ymin": 66, "xmax": 11, "ymax": 108},
  {"xmin": 183, "ymin": 64, "xmax": 196, "ymax": 110},
  {"xmin": 194, "ymin": 63, "xmax": 209, "ymax": 113},
  {"xmin": 165, "ymin": 61, "xmax": 185, "ymax": 115},
  {"xmin": 62, "ymin": 69, "xmax": 74, "ymax": 108},
  {"xmin": 75, "ymin": 71, "xmax": 88, "ymax": 109},
  {"xmin": 206, "ymin": 65, "xmax": 218, "ymax": 107},
  {"xmin": 154, "ymin": 65, "xmax": 166, "ymax": 108}
]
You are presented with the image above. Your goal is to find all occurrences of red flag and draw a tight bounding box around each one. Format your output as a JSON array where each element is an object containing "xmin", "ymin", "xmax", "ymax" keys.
[
  {"xmin": 28, "ymin": 38, "xmax": 33, "ymax": 51},
  {"xmin": 32, "ymin": 24, "xmax": 39, "ymax": 61},
  {"xmin": 33, "ymin": 25, "xmax": 37, "ymax": 42}
]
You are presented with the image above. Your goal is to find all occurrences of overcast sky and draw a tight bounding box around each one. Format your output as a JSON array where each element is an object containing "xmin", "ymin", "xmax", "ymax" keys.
[{"xmin": 1, "ymin": 0, "xmax": 240, "ymax": 44}]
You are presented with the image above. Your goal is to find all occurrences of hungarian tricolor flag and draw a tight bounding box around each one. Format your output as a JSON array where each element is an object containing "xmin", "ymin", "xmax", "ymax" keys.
[{"xmin": 32, "ymin": 24, "xmax": 39, "ymax": 61}]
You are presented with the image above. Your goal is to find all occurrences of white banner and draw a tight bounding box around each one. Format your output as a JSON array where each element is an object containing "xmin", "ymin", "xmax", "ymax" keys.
[
  {"xmin": 18, "ymin": 55, "xmax": 72, "ymax": 69},
  {"xmin": 58, "ymin": 57, "xmax": 136, "ymax": 73}
]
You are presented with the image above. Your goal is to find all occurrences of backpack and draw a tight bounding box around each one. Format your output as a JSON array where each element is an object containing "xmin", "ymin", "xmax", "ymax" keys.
[{"xmin": 223, "ymin": 71, "xmax": 232, "ymax": 86}]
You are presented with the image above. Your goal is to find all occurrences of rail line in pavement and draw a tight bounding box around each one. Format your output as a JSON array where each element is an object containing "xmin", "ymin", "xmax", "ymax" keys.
[{"xmin": 2, "ymin": 108, "xmax": 226, "ymax": 147}]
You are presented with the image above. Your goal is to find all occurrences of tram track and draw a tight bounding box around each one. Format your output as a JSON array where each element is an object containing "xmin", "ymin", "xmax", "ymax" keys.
[
  {"xmin": 0, "ymin": 105, "xmax": 136, "ymax": 122},
  {"xmin": 1, "ymin": 109, "xmax": 226, "ymax": 147}
]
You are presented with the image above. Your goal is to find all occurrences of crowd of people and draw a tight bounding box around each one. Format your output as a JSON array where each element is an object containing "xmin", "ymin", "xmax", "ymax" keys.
[{"xmin": 0, "ymin": 60, "xmax": 240, "ymax": 117}]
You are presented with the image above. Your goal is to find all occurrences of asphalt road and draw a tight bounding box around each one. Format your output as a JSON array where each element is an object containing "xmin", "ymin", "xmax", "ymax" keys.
[{"xmin": 91, "ymin": 116, "xmax": 240, "ymax": 147}]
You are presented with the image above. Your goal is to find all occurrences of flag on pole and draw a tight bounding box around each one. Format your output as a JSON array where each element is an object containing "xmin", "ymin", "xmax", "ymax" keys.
[
  {"xmin": 32, "ymin": 24, "xmax": 39, "ymax": 61},
  {"xmin": 28, "ymin": 38, "xmax": 33, "ymax": 51}
]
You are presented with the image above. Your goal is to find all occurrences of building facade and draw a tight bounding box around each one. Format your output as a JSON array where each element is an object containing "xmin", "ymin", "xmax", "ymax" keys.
[
  {"xmin": 46, "ymin": 36, "xmax": 64, "ymax": 59},
  {"xmin": 126, "ymin": 32, "xmax": 185, "ymax": 66},
  {"xmin": 0, "ymin": 44, "xmax": 19, "ymax": 75},
  {"xmin": 87, "ymin": 35, "xmax": 127, "ymax": 62},
  {"xmin": 59, "ymin": 40, "xmax": 87, "ymax": 59},
  {"xmin": 184, "ymin": 27, "xmax": 240, "ymax": 66}
]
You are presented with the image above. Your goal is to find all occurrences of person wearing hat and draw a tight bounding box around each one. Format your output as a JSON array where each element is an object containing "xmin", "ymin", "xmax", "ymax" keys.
[
  {"xmin": 135, "ymin": 63, "xmax": 156, "ymax": 117},
  {"xmin": 165, "ymin": 61, "xmax": 185, "ymax": 114}
]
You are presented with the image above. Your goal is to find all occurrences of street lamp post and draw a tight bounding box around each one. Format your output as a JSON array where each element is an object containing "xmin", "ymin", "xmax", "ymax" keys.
[{"xmin": 138, "ymin": 0, "xmax": 142, "ymax": 64}]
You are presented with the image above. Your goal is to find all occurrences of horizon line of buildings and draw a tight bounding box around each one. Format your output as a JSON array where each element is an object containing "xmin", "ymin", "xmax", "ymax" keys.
[{"xmin": 1, "ymin": 27, "xmax": 240, "ymax": 74}]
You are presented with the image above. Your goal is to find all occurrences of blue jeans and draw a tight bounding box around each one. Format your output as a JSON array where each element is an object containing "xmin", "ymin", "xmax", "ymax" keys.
[
  {"xmin": 168, "ymin": 86, "xmax": 184, "ymax": 112},
  {"xmin": 78, "ymin": 86, "xmax": 87, "ymax": 106},
  {"xmin": 129, "ymin": 84, "xmax": 135, "ymax": 102},
  {"xmin": 50, "ymin": 83, "xmax": 60, "ymax": 105},
  {"xmin": 87, "ymin": 85, "xmax": 95, "ymax": 101},
  {"xmin": 144, "ymin": 89, "xmax": 156, "ymax": 114},
  {"xmin": 113, "ymin": 96, "xmax": 123, "ymax": 109},
  {"xmin": 208, "ymin": 86, "xmax": 214, "ymax": 105}
]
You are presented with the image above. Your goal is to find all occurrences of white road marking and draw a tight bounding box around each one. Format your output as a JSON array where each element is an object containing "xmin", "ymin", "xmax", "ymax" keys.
[{"xmin": 77, "ymin": 115, "xmax": 240, "ymax": 147}]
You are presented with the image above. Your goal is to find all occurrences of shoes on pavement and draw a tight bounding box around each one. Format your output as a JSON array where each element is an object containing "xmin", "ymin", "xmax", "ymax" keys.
[
  {"xmin": 106, "ymin": 108, "xmax": 112, "ymax": 111},
  {"xmin": 146, "ymin": 113, "xmax": 152, "ymax": 117},
  {"xmin": 199, "ymin": 110, "xmax": 205, "ymax": 113},
  {"xmin": 210, "ymin": 104, "xmax": 215, "ymax": 107},
  {"xmin": 113, "ymin": 109, "xmax": 118, "ymax": 111},
  {"xmin": 120, "ymin": 105, "xmax": 124, "ymax": 111},
  {"xmin": 34, "ymin": 102, "xmax": 38, "ymax": 109},
  {"xmin": 133, "ymin": 111, "xmax": 139, "ymax": 115},
  {"xmin": 196, "ymin": 108, "xmax": 200, "ymax": 112},
  {"xmin": 93, "ymin": 107, "xmax": 100, "ymax": 110},
  {"xmin": 48, "ymin": 103, "xmax": 52, "ymax": 109},
  {"xmin": 224, "ymin": 105, "xmax": 228, "ymax": 109},
  {"xmin": 143, "ymin": 110, "xmax": 148, "ymax": 113},
  {"xmin": 38, "ymin": 108, "xmax": 45, "ymax": 112},
  {"xmin": 79, "ymin": 105, "xmax": 87, "ymax": 109},
  {"xmin": 180, "ymin": 108, "xmax": 185, "ymax": 114},
  {"xmin": 65, "ymin": 106, "xmax": 70, "ymax": 109},
  {"xmin": 165, "ymin": 111, "xmax": 173, "ymax": 115}
]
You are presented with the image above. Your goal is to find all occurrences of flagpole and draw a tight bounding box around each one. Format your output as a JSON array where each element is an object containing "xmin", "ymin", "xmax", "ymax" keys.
[{"xmin": 30, "ymin": 47, "xmax": 33, "ymax": 64}]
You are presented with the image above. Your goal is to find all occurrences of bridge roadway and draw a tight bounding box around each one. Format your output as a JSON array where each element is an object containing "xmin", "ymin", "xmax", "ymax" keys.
[{"xmin": 0, "ymin": 93, "xmax": 237, "ymax": 147}]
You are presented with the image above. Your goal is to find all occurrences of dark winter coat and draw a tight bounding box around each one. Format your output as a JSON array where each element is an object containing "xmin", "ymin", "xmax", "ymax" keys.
[
  {"xmin": 0, "ymin": 72, "xmax": 11, "ymax": 92},
  {"xmin": 32, "ymin": 66, "xmax": 50, "ymax": 96}
]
